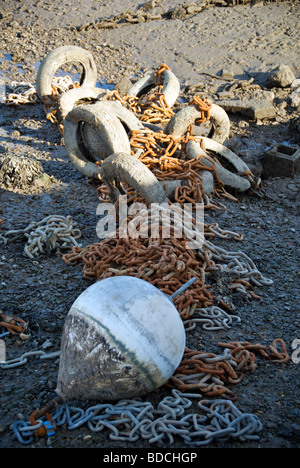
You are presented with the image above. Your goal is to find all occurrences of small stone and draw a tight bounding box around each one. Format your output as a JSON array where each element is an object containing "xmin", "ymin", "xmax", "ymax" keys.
[
  {"xmin": 19, "ymin": 333, "xmax": 30, "ymax": 341},
  {"xmin": 266, "ymin": 64, "xmax": 296, "ymax": 89},
  {"xmin": 0, "ymin": 422, "xmax": 8, "ymax": 434},
  {"xmin": 41, "ymin": 340, "xmax": 53, "ymax": 349},
  {"xmin": 291, "ymin": 87, "xmax": 300, "ymax": 107},
  {"xmin": 114, "ymin": 76, "xmax": 132, "ymax": 97},
  {"xmin": 291, "ymin": 78, "xmax": 300, "ymax": 89},
  {"xmin": 220, "ymin": 67, "xmax": 235, "ymax": 80}
]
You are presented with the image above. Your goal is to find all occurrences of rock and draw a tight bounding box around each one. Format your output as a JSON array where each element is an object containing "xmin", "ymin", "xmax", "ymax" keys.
[
  {"xmin": 291, "ymin": 78, "xmax": 300, "ymax": 89},
  {"xmin": 0, "ymin": 422, "xmax": 8, "ymax": 434},
  {"xmin": 265, "ymin": 64, "xmax": 296, "ymax": 89},
  {"xmin": 254, "ymin": 89, "xmax": 275, "ymax": 103},
  {"xmin": 262, "ymin": 143, "xmax": 300, "ymax": 178},
  {"xmin": 291, "ymin": 87, "xmax": 300, "ymax": 108},
  {"xmin": 0, "ymin": 154, "xmax": 45, "ymax": 189},
  {"xmin": 220, "ymin": 67, "xmax": 235, "ymax": 80},
  {"xmin": 114, "ymin": 76, "xmax": 133, "ymax": 97},
  {"xmin": 218, "ymin": 98, "xmax": 276, "ymax": 120}
]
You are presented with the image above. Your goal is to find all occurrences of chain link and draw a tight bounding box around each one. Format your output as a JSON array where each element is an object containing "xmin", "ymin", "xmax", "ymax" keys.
[
  {"xmin": 12, "ymin": 389, "xmax": 263, "ymax": 446},
  {"xmin": 0, "ymin": 350, "xmax": 60, "ymax": 369},
  {"xmin": 1, "ymin": 215, "xmax": 82, "ymax": 259}
]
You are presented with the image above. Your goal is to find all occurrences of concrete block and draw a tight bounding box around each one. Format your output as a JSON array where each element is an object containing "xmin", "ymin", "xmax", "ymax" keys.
[
  {"xmin": 218, "ymin": 98, "xmax": 276, "ymax": 120},
  {"xmin": 262, "ymin": 143, "xmax": 300, "ymax": 178}
]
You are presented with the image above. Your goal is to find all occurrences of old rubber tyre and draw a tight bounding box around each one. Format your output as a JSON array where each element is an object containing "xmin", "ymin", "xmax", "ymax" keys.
[
  {"xmin": 200, "ymin": 137, "xmax": 252, "ymax": 176},
  {"xmin": 77, "ymin": 100, "xmax": 144, "ymax": 160},
  {"xmin": 186, "ymin": 140, "xmax": 251, "ymax": 192},
  {"xmin": 100, "ymin": 152, "xmax": 168, "ymax": 205},
  {"xmin": 87, "ymin": 100, "xmax": 145, "ymax": 133},
  {"xmin": 128, "ymin": 69, "xmax": 180, "ymax": 108},
  {"xmin": 63, "ymin": 105, "xmax": 131, "ymax": 178},
  {"xmin": 58, "ymin": 86, "xmax": 106, "ymax": 121},
  {"xmin": 165, "ymin": 103, "xmax": 230, "ymax": 144},
  {"xmin": 36, "ymin": 46, "xmax": 98, "ymax": 105}
]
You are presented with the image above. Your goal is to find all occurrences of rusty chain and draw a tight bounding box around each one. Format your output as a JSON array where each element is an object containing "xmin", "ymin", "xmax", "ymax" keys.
[
  {"xmin": 218, "ymin": 339, "xmax": 290, "ymax": 364},
  {"xmin": 128, "ymin": 127, "xmax": 236, "ymax": 207},
  {"xmin": 169, "ymin": 339, "xmax": 290, "ymax": 398},
  {"xmin": 0, "ymin": 313, "xmax": 27, "ymax": 335},
  {"xmin": 62, "ymin": 223, "xmax": 214, "ymax": 320},
  {"xmin": 104, "ymin": 64, "xmax": 177, "ymax": 125},
  {"xmin": 43, "ymin": 75, "xmax": 80, "ymax": 134}
]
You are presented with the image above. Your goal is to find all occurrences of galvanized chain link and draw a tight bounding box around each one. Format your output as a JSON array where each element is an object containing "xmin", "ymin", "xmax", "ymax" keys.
[
  {"xmin": 4, "ymin": 81, "xmax": 38, "ymax": 105},
  {"xmin": 183, "ymin": 306, "xmax": 241, "ymax": 331},
  {"xmin": 0, "ymin": 349, "xmax": 60, "ymax": 369},
  {"xmin": 0, "ymin": 214, "xmax": 82, "ymax": 258},
  {"xmin": 12, "ymin": 389, "xmax": 263, "ymax": 446}
]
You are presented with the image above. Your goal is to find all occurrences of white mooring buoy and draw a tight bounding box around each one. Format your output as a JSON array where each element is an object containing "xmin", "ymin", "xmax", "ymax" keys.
[{"xmin": 56, "ymin": 276, "xmax": 186, "ymax": 401}]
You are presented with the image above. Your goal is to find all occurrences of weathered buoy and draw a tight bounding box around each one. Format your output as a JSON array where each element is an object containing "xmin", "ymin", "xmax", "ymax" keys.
[{"xmin": 55, "ymin": 276, "xmax": 186, "ymax": 401}]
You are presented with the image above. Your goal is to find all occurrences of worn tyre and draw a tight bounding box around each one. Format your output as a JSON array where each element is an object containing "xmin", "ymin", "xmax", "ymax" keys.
[
  {"xmin": 64, "ymin": 105, "xmax": 130, "ymax": 178},
  {"xmin": 100, "ymin": 152, "xmax": 168, "ymax": 205},
  {"xmin": 200, "ymin": 137, "xmax": 252, "ymax": 176},
  {"xmin": 77, "ymin": 100, "xmax": 143, "ymax": 161},
  {"xmin": 36, "ymin": 46, "xmax": 98, "ymax": 105},
  {"xmin": 186, "ymin": 140, "xmax": 251, "ymax": 192},
  {"xmin": 58, "ymin": 86, "xmax": 106, "ymax": 121},
  {"xmin": 165, "ymin": 103, "xmax": 230, "ymax": 144},
  {"xmin": 128, "ymin": 69, "xmax": 180, "ymax": 108},
  {"xmin": 89, "ymin": 100, "xmax": 145, "ymax": 133}
]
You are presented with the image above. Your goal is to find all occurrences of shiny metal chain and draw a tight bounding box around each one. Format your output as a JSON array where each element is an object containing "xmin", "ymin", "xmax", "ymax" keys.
[
  {"xmin": 12, "ymin": 389, "xmax": 262, "ymax": 446},
  {"xmin": 0, "ymin": 350, "xmax": 60, "ymax": 369}
]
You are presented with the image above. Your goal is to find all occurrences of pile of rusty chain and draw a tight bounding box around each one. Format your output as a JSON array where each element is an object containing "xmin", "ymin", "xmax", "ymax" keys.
[
  {"xmin": 169, "ymin": 339, "xmax": 289, "ymax": 398},
  {"xmin": 63, "ymin": 203, "xmax": 272, "ymax": 315},
  {"xmin": 105, "ymin": 64, "xmax": 178, "ymax": 125},
  {"xmin": 127, "ymin": 127, "xmax": 236, "ymax": 207},
  {"xmin": 96, "ymin": 137, "xmax": 237, "ymax": 212},
  {"xmin": 98, "ymin": 80, "xmax": 243, "ymax": 208},
  {"xmin": 113, "ymin": 66, "xmax": 211, "ymax": 125},
  {"xmin": 63, "ymin": 220, "xmax": 214, "ymax": 321}
]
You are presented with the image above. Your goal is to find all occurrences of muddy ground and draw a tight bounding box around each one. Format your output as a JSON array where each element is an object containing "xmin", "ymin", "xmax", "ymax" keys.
[{"xmin": 0, "ymin": 0, "xmax": 299, "ymax": 449}]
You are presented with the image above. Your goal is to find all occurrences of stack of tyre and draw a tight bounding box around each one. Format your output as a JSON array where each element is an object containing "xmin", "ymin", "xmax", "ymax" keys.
[{"xmin": 36, "ymin": 46, "xmax": 254, "ymax": 204}]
